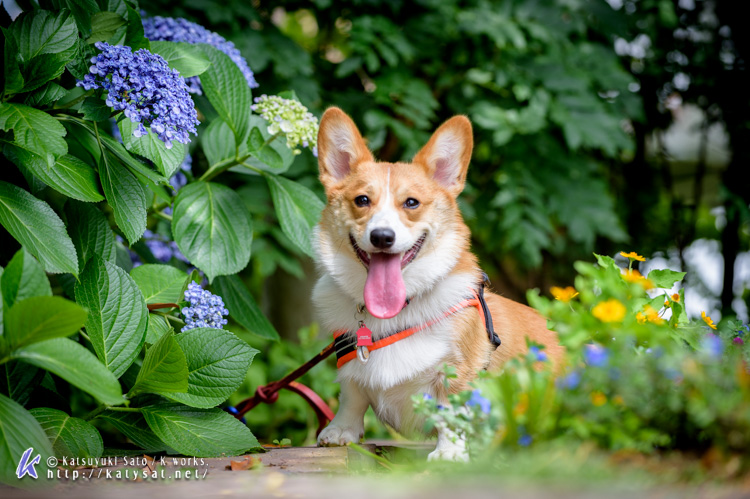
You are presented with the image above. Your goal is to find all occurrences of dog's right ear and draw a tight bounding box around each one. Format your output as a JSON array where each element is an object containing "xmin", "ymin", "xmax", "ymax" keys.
[{"xmin": 317, "ymin": 107, "xmax": 373, "ymax": 190}]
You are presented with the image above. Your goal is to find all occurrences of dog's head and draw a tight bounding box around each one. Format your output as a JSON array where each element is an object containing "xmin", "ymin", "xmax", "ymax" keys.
[{"xmin": 315, "ymin": 107, "xmax": 474, "ymax": 319}]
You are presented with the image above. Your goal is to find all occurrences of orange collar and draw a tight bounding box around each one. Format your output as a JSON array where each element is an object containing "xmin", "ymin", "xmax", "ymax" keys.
[{"xmin": 332, "ymin": 290, "xmax": 487, "ymax": 368}]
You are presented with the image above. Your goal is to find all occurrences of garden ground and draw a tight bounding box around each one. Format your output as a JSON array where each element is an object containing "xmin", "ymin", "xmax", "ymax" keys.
[{"xmin": 3, "ymin": 442, "xmax": 749, "ymax": 499}]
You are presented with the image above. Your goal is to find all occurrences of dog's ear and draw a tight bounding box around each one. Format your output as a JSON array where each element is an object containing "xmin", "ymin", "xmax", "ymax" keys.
[
  {"xmin": 317, "ymin": 107, "xmax": 373, "ymax": 190},
  {"xmin": 412, "ymin": 116, "xmax": 473, "ymax": 197}
]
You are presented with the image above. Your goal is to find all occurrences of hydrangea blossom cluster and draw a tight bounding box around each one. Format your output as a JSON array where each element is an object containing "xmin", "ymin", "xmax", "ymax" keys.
[
  {"xmin": 251, "ymin": 95, "xmax": 319, "ymax": 156},
  {"xmin": 78, "ymin": 42, "xmax": 199, "ymax": 149},
  {"xmin": 142, "ymin": 15, "xmax": 258, "ymax": 94},
  {"xmin": 181, "ymin": 282, "xmax": 229, "ymax": 332},
  {"xmin": 143, "ymin": 229, "xmax": 189, "ymax": 264}
]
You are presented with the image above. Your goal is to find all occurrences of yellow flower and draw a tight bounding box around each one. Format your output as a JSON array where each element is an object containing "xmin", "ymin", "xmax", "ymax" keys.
[
  {"xmin": 621, "ymin": 269, "xmax": 654, "ymax": 290},
  {"xmin": 701, "ymin": 311, "xmax": 717, "ymax": 330},
  {"xmin": 513, "ymin": 393, "xmax": 529, "ymax": 417},
  {"xmin": 613, "ymin": 395, "xmax": 624, "ymax": 406},
  {"xmin": 592, "ymin": 299, "xmax": 626, "ymax": 323},
  {"xmin": 644, "ymin": 305, "xmax": 664, "ymax": 324},
  {"xmin": 671, "ymin": 293, "xmax": 680, "ymax": 302},
  {"xmin": 591, "ymin": 391, "xmax": 607, "ymax": 406},
  {"xmin": 636, "ymin": 312, "xmax": 646, "ymax": 324},
  {"xmin": 664, "ymin": 299, "xmax": 670, "ymax": 308},
  {"xmin": 620, "ymin": 251, "xmax": 646, "ymax": 262},
  {"xmin": 551, "ymin": 286, "xmax": 579, "ymax": 302}
]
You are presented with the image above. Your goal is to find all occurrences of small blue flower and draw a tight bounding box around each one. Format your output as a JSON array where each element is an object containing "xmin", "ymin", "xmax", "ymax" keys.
[
  {"xmin": 700, "ymin": 333, "xmax": 723, "ymax": 359},
  {"xmin": 584, "ymin": 344, "xmax": 609, "ymax": 367},
  {"xmin": 529, "ymin": 345, "xmax": 548, "ymax": 362},
  {"xmin": 78, "ymin": 42, "xmax": 199, "ymax": 148},
  {"xmin": 181, "ymin": 281, "xmax": 229, "ymax": 332},
  {"xmin": 557, "ymin": 370, "xmax": 581, "ymax": 390},
  {"xmin": 422, "ymin": 393, "xmax": 432, "ymax": 401},
  {"xmin": 142, "ymin": 15, "xmax": 258, "ymax": 95},
  {"xmin": 466, "ymin": 389, "xmax": 491, "ymax": 414},
  {"xmin": 142, "ymin": 229, "xmax": 189, "ymax": 264},
  {"xmin": 169, "ymin": 154, "xmax": 192, "ymax": 191},
  {"xmin": 518, "ymin": 434, "xmax": 533, "ymax": 447}
]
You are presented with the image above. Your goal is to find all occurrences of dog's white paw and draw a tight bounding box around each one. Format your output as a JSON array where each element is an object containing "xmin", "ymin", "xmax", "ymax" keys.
[
  {"xmin": 427, "ymin": 446, "xmax": 470, "ymax": 462},
  {"xmin": 317, "ymin": 424, "xmax": 363, "ymax": 447}
]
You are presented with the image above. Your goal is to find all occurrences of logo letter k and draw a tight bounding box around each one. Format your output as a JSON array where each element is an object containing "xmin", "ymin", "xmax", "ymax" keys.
[{"xmin": 16, "ymin": 447, "xmax": 41, "ymax": 479}]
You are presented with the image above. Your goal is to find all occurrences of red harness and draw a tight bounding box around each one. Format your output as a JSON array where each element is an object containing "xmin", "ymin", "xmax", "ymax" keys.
[{"xmin": 332, "ymin": 290, "xmax": 487, "ymax": 368}]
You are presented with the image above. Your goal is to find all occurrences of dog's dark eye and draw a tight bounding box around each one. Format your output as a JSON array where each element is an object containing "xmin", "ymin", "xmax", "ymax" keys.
[
  {"xmin": 354, "ymin": 195, "xmax": 370, "ymax": 207},
  {"xmin": 404, "ymin": 198, "xmax": 420, "ymax": 209}
]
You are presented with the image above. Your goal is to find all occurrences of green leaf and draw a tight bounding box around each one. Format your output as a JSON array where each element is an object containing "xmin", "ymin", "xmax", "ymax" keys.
[
  {"xmin": 0, "ymin": 393, "xmax": 55, "ymax": 487},
  {"xmin": 202, "ymin": 118, "xmax": 236, "ymax": 167},
  {"xmin": 3, "ymin": 32, "xmax": 25, "ymax": 96},
  {"xmin": 160, "ymin": 328, "xmax": 258, "ymax": 408},
  {"xmin": 18, "ymin": 45, "xmax": 76, "ymax": 93},
  {"xmin": 65, "ymin": 0, "xmax": 100, "ymax": 36},
  {"xmin": 248, "ymin": 127, "xmax": 264, "ymax": 151},
  {"xmin": 241, "ymin": 116, "xmax": 294, "ymax": 174},
  {"xmin": 130, "ymin": 265, "xmax": 187, "ymax": 305},
  {"xmin": 251, "ymin": 144, "xmax": 283, "ymax": 170},
  {"xmin": 11, "ymin": 338, "xmax": 124, "ymax": 405},
  {"xmin": 80, "ymin": 97, "xmax": 111, "ymax": 122},
  {"xmin": 198, "ymin": 44, "xmax": 251, "ymax": 144},
  {"xmin": 118, "ymin": 118, "xmax": 187, "ymax": 178},
  {"xmin": 142, "ymin": 403, "xmax": 260, "ymax": 457},
  {"xmin": 264, "ymin": 173, "xmax": 323, "ymax": 257},
  {"xmin": 1, "ymin": 248, "xmax": 51, "ymax": 311},
  {"xmin": 123, "ymin": 6, "xmax": 150, "ymax": 51},
  {"xmin": 212, "ymin": 275, "xmax": 279, "ymax": 341},
  {"xmin": 98, "ymin": 148, "xmax": 147, "ymax": 244},
  {"xmin": 65, "ymin": 201, "xmax": 117, "ymax": 270},
  {"xmin": 646, "ymin": 269, "xmax": 687, "ymax": 289},
  {"xmin": 7, "ymin": 9, "xmax": 78, "ymax": 62},
  {"xmin": 0, "ymin": 181, "xmax": 79, "ymax": 275},
  {"xmin": 172, "ymin": 182, "xmax": 253, "ymax": 281},
  {"xmin": 0, "ymin": 103, "xmax": 67, "ymax": 164},
  {"xmin": 87, "ymin": 12, "xmax": 126, "ymax": 44},
  {"xmin": 149, "ymin": 41, "xmax": 211, "ymax": 78},
  {"xmin": 5, "ymin": 296, "xmax": 87, "ymax": 350},
  {"xmin": 75, "ymin": 257, "xmax": 148, "ymax": 378},
  {"xmin": 129, "ymin": 331, "xmax": 188, "ymax": 396},
  {"xmin": 30, "ymin": 408, "xmax": 103, "ymax": 458},
  {"xmin": 4, "ymin": 144, "xmax": 104, "ymax": 202},
  {"xmin": 0, "ymin": 362, "xmax": 44, "ymax": 406},
  {"xmin": 24, "ymin": 82, "xmax": 67, "ymax": 107},
  {"xmin": 97, "ymin": 410, "xmax": 171, "ymax": 452},
  {"xmin": 145, "ymin": 314, "xmax": 170, "ymax": 344}
]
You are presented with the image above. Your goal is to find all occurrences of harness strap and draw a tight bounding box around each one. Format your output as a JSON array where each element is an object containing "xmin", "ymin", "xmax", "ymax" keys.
[{"xmin": 334, "ymin": 278, "xmax": 501, "ymax": 368}]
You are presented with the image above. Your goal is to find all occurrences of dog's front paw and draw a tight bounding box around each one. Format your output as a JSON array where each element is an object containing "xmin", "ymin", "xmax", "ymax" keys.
[
  {"xmin": 427, "ymin": 446, "xmax": 470, "ymax": 462},
  {"xmin": 317, "ymin": 424, "xmax": 363, "ymax": 447}
]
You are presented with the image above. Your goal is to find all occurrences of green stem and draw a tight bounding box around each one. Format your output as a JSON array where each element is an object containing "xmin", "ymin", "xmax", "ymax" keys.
[
  {"xmin": 84, "ymin": 405, "xmax": 107, "ymax": 421},
  {"xmin": 347, "ymin": 443, "xmax": 395, "ymax": 470},
  {"xmin": 153, "ymin": 210, "xmax": 172, "ymax": 222},
  {"xmin": 197, "ymin": 133, "xmax": 282, "ymax": 182},
  {"xmin": 156, "ymin": 312, "xmax": 185, "ymax": 326}
]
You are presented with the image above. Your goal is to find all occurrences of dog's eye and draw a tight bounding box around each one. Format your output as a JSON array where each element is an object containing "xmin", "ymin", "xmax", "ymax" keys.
[
  {"xmin": 354, "ymin": 195, "xmax": 370, "ymax": 207},
  {"xmin": 404, "ymin": 198, "xmax": 420, "ymax": 209}
]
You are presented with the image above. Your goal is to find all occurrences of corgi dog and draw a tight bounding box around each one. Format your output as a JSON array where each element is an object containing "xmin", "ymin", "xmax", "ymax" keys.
[{"xmin": 312, "ymin": 107, "xmax": 562, "ymax": 460}]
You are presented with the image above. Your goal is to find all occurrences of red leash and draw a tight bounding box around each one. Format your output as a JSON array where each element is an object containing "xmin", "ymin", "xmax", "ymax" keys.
[{"xmin": 231, "ymin": 342, "xmax": 336, "ymax": 435}]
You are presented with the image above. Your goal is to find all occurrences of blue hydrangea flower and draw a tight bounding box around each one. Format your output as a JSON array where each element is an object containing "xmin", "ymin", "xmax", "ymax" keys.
[
  {"xmin": 518, "ymin": 434, "xmax": 533, "ymax": 447},
  {"xmin": 143, "ymin": 229, "xmax": 189, "ymax": 264},
  {"xmin": 181, "ymin": 281, "xmax": 229, "ymax": 332},
  {"xmin": 142, "ymin": 15, "xmax": 258, "ymax": 95},
  {"xmin": 557, "ymin": 370, "xmax": 581, "ymax": 390},
  {"xmin": 529, "ymin": 345, "xmax": 548, "ymax": 362},
  {"xmin": 78, "ymin": 42, "xmax": 199, "ymax": 149},
  {"xmin": 466, "ymin": 389, "xmax": 491, "ymax": 414},
  {"xmin": 169, "ymin": 154, "xmax": 192, "ymax": 191},
  {"xmin": 700, "ymin": 333, "xmax": 724, "ymax": 359},
  {"xmin": 584, "ymin": 344, "xmax": 609, "ymax": 367}
]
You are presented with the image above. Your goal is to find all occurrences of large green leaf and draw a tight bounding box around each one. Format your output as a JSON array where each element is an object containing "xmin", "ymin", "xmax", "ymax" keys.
[
  {"xmin": 75, "ymin": 257, "xmax": 148, "ymax": 378},
  {"xmin": 202, "ymin": 118, "xmax": 236, "ymax": 167},
  {"xmin": 264, "ymin": 173, "xmax": 324, "ymax": 257},
  {"xmin": 97, "ymin": 410, "xmax": 170, "ymax": 452},
  {"xmin": 17, "ymin": 45, "xmax": 77, "ymax": 94},
  {"xmin": 172, "ymin": 182, "xmax": 253, "ymax": 281},
  {"xmin": 145, "ymin": 314, "xmax": 171, "ymax": 344},
  {"xmin": 646, "ymin": 269, "xmax": 687, "ymax": 289},
  {"xmin": 0, "ymin": 181, "xmax": 78, "ymax": 275},
  {"xmin": 1, "ymin": 248, "xmax": 51, "ymax": 311},
  {"xmin": 4, "ymin": 144, "xmax": 104, "ymax": 202},
  {"xmin": 87, "ymin": 12, "xmax": 126, "ymax": 44},
  {"xmin": 30, "ymin": 408, "xmax": 103, "ymax": 459},
  {"xmin": 212, "ymin": 275, "xmax": 279, "ymax": 341},
  {"xmin": 11, "ymin": 338, "xmax": 124, "ymax": 406},
  {"xmin": 65, "ymin": 0, "xmax": 100, "ymax": 35},
  {"xmin": 141, "ymin": 403, "xmax": 260, "ymax": 457},
  {"xmin": 198, "ymin": 44, "xmax": 251, "ymax": 144},
  {"xmin": 130, "ymin": 264, "xmax": 186, "ymax": 305},
  {"xmin": 0, "ymin": 393, "xmax": 55, "ymax": 487},
  {"xmin": 0, "ymin": 103, "xmax": 67, "ymax": 167},
  {"xmin": 0, "ymin": 362, "xmax": 44, "ymax": 406},
  {"xmin": 118, "ymin": 118, "xmax": 187, "ymax": 179},
  {"xmin": 128, "ymin": 331, "xmax": 188, "ymax": 396},
  {"xmin": 149, "ymin": 41, "xmax": 211, "ymax": 78},
  {"xmin": 98, "ymin": 148, "xmax": 147, "ymax": 244},
  {"xmin": 23, "ymin": 82, "xmax": 67, "ymax": 107},
  {"xmin": 5, "ymin": 296, "xmax": 87, "ymax": 350},
  {"xmin": 7, "ymin": 9, "xmax": 78, "ymax": 62},
  {"xmin": 160, "ymin": 328, "xmax": 257, "ymax": 408},
  {"xmin": 65, "ymin": 201, "xmax": 117, "ymax": 270},
  {"xmin": 240, "ymin": 116, "xmax": 294, "ymax": 174}
]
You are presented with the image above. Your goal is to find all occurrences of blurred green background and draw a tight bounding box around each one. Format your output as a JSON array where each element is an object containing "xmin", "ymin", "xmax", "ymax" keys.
[{"xmin": 136, "ymin": 0, "xmax": 747, "ymax": 444}]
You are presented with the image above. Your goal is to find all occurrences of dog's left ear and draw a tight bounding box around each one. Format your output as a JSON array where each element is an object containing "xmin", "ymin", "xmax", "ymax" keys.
[{"xmin": 412, "ymin": 116, "xmax": 473, "ymax": 197}]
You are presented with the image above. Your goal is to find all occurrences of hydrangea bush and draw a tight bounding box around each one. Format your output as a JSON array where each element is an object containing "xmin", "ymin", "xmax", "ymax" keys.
[
  {"xmin": 0, "ymin": 2, "xmax": 322, "ymax": 487},
  {"xmin": 415, "ymin": 252, "xmax": 750, "ymax": 461}
]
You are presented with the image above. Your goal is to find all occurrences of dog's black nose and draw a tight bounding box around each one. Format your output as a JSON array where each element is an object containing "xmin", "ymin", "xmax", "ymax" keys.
[{"xmin": 370, "ymin": 228, "xmax": 396, "ymax": 249}]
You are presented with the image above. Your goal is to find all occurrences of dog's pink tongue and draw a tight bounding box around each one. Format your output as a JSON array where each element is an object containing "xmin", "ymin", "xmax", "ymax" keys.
[{"xmin": 364, "ymin": 252, "xmax": 406, "ymax": 319}]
